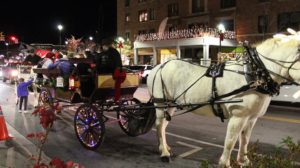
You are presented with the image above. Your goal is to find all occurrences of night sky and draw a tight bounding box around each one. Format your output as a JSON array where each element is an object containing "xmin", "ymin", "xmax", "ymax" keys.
[{"xmin": 0, "ymin": 0, "xmax": 116, "ymax": 44}]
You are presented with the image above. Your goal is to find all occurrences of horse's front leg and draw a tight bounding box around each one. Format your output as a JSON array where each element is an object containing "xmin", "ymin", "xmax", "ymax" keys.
[
  {"xmin": 219, "ymin": 116, "xmax": 248, "ymax": 168},
  {"xmin": 33, "ymin": 84, "xmax": 39, "ymax": 107},
  {"xmin": 237, "ymin": 118, "xmax": 257, "ymax": 166},
  {"xmin": 156, "ymin": 107, "xmax": 176, "ymax": 162}
]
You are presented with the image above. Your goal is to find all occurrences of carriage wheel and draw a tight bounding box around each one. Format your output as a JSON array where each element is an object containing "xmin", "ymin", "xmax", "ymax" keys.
[
  {"xmin": 117, "ymin": 98, "xmax": 141, "ymax": 137},
  {"xmin": 38, "ymin": 89, "xmax": 53, "ymax": 106},
  {"xmin": 74, "ymin": 104, "xmax": 105, "ymax": 150}
]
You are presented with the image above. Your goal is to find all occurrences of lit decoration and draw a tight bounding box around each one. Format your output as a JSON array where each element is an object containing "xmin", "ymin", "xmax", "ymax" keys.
[
  {"xmin": 66, "ymin": 36, "xmax": 82, "ymax": 53},
  {"xmin": 135, "ymin": 27, "xmax": 236, "ymax": 42}
]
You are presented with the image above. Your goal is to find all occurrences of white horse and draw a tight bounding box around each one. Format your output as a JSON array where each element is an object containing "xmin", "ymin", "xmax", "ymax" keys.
[{"xmin": 147, "ymin": 30, "xmax": 300, "ymax": 167}]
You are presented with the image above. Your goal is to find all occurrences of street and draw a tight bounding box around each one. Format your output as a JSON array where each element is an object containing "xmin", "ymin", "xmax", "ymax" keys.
[{"xmin": 0, "ymin": 81, "xmax": 300, "ymax": 168}]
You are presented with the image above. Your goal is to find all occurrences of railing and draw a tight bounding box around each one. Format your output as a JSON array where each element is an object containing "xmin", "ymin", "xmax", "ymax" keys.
[{"xmin": 135, "ymin": 28, "xmax": 236, "ymax": 42}]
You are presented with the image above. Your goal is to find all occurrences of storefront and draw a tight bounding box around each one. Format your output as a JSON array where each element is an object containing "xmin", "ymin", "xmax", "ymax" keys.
[{"xmin": 134, "ymin": 36, "xmax": 238, "ymax": 65}]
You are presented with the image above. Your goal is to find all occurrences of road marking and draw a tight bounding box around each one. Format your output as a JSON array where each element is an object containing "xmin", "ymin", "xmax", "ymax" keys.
[
  {"xmin": 58, "ymin": 110, "xmax": 235, "ymax": 151},
  {"xmin": 6, "ymin": 122, "xmax": 51, "ymax": 163},
  {"xmin": 262, "ymin": 115, "xmax": 300, "ymax": 124},
  {"xmin": 177, "ymin": 141, "xmax": 202, "ymax": 158},
  {"xmin": 152, "ymin": 128, "xmax": 238, "ymax": 151},
  {"xmin": 6, "ymin": 147, "xmax": 15, "ymax": 167}
]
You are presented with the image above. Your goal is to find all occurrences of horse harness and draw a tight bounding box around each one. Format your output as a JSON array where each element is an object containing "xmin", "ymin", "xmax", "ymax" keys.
[{"xmin": 151, "ymin": 45, "xmax": 293, "ymax": 122}]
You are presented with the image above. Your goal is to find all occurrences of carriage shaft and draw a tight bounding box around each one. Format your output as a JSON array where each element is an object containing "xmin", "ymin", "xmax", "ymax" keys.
[{"xmin": 110, "ymin": 99, "xmax": 243, "ymax": 112}]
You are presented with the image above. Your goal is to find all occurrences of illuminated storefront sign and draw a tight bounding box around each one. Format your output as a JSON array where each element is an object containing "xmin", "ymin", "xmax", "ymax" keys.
[{"xmin": 0, "ymin": 32, "xmax": 5, "ymax": 41}]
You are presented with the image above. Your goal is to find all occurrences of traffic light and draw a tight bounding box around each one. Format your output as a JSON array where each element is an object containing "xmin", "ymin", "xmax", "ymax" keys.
[{"xmin": 9, "ymin": 36, "xmax": 18, "ymax": 44}]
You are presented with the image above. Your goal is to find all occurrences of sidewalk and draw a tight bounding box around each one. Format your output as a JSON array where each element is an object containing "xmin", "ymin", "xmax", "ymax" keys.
[{"xmin": 0, "ymin": 122, "xmax": 51, "ymax": 168}]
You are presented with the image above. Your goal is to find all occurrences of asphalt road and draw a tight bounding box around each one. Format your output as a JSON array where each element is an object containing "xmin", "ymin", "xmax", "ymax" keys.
[{"xmin": 0, "ymin": 81, "xmax": 300, "ymax": 168}]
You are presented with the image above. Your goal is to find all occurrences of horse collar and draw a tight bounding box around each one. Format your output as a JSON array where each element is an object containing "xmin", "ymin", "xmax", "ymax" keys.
[{"xmin": 244, "ymin": 46, "xmax": 280, "ymax": 96}]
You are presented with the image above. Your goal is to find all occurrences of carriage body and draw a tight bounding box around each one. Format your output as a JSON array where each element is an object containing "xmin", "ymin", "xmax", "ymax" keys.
[
  {"xmin": 32, "ymin": 59, "xmax": 156, "ymax": 150},
  {"xmin": 32, "ymin": 58, "xmax": 140, "ymax": 103}
]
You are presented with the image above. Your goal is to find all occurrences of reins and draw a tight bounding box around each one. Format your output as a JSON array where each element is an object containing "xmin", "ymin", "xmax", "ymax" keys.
[{"xmin": 256, "ymin": 50, "xmax": 300, "ymax": 85}]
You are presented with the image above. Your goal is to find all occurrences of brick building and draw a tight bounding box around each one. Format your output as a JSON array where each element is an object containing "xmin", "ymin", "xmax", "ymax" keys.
[
  {"xmin": 117, "ymin": 0, "xmax": 300, "ymax": 64},
  {"xmin": 117, "ymin": 0, "xmax": 300, "ymax": 43}
]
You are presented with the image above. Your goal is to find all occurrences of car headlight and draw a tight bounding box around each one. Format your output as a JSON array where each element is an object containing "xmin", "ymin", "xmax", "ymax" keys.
[{"xmin": 11, "ymin": 70, "xmax": 18, "ymax": 76}]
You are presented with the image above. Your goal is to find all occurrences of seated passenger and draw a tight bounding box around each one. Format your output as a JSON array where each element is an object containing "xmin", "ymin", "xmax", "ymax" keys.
[
  {"xmin": 36, "ymin": 53, "xmax": 55, "ymax": 80},
  {"xmin": 24, "ymin": 53, "xmax": 41, "ymax": 65},
  {"xmin": 95, "ymin": 38, "xmax": 122, "ymax": 74},
  {"xmin": 48, "ymin": 54, "xmax": 74, "ymax": 77}
]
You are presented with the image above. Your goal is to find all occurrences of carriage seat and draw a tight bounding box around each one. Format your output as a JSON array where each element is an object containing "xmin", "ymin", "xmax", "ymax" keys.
[{"xmin": 97, "ymin": 73, "xmax": 139, "ymax": 89}]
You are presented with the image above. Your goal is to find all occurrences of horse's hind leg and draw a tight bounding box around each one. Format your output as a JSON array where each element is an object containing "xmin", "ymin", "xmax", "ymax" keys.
[
  {"xmin": 219, "ymin": 116, "xmax": 247, "ymax": 168},
  {"xmin": 237, "ymin": 118, "xmax": 257, "ymax": 166},
  {"xmin": 155, "ymin": 106, "xmax": 176, "ymax": 162}
]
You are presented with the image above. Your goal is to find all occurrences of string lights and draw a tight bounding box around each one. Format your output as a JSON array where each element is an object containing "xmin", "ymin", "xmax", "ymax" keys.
[{"xmin": 135, "ymin": 27, "xmax": 236, "ymax": 42}]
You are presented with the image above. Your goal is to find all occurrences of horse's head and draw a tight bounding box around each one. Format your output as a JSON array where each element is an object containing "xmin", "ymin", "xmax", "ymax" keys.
[{"xmin": 256, "ymin": 28, "xmax": 300, "ymax": 84}]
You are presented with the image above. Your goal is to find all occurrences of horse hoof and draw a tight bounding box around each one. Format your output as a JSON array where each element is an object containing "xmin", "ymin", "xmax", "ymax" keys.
[{"xmin": 161, "ymin": 156, "xmax": 171, "ymax": 163}]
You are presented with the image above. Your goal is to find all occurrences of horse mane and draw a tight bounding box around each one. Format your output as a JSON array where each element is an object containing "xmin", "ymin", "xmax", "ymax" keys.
[{"xmin": 255, "ymin": 31, "xmax": 300, "ymax": 62}]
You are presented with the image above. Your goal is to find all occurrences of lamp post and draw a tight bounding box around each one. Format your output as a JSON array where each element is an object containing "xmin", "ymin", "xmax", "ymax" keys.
[
  {"xmin": 57, "ymin": 24, "xmax": 63, "ymax": 47},
  {"xmin": 5, "ymin": 42, "xmax": 8, "ymax": 58},
  {"xmin": 217, "ymin": 23, "xmax": 225, "ymax": 52}
]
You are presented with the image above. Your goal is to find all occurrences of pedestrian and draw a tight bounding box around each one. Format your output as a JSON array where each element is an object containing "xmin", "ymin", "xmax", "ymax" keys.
[{"xmin": 17, "ymin": 78, "xmax": 33, "ymax": 113}]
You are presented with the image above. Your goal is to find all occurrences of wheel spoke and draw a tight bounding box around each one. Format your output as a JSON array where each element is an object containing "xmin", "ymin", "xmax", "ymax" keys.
[{"xmin": 91, "ymin": 121, "xmax": 101, "ymax": 127}]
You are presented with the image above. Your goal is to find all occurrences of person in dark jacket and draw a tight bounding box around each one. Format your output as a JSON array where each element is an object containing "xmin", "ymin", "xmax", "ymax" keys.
[
  {"xmin": 17, "ymin": 78, "xmax": 33, "ymax": 113},
  {"xmin": 24, "ymin": 54, "xmax": 41, "ymax": 65},
  {"xmin": 95, "ymin": 38, "xmax": 122, "ymax": 74}
]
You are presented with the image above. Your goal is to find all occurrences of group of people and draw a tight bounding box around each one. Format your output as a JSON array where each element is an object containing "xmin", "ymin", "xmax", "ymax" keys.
[{"xmin": 17, "ymin": 38, "xmax": 123, "ymax": 113}]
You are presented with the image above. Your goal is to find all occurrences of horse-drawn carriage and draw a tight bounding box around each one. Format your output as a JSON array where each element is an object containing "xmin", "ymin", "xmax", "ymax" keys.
[
  {"xmin": 33, "ymin": 58, "xmax": 157, "ymax": 149},
  {"xmin": 32, "ymin": 29, "xmax": 300, "ymax": 167}
]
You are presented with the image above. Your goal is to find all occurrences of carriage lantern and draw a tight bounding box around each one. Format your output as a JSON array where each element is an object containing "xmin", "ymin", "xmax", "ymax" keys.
[{"xmin": 69, "ymin": 75, "xmax": 75, "ymax": 90}]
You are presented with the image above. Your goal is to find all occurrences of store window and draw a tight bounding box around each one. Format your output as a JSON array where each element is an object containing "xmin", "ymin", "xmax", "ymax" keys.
[
  {"xmin": 258, "ymin": 15, "xmax": 268, "ymax": 33},
  {"xmin": 220, "ymin": 0, "xmax": 236, "ymax": 9},
  {"xmin": 278, "ymin": 11, "xmax": 300, "ymax": 31},
  {"xmin": 168, "ymin": 3, "xmax": 179, "ymax": 17},
  {"xmin": 138, "ymin": 30, "xmax": 147, "ymax": 35},
  {"xmin": 125, "ymin": 32, "xmax": 130, "ymax": 40},
  {"xmin": 222, "ymin": 19, "xmax": 235, "ymax": 31},
  {"xmin": 149, "ymin": 29, "xmax": 156, "ymax": 33},
  {"xmin": 125, "ymin": 14, "xmax": 130, "ymax": 22},
  {"xmin": 125, "ymin": 0, "xmax": 130, "ymax": 7},
  {"xmin": 149, "ymin": 8, "xmax": 156, "ymax": 20},
  {"xmin": 192, "ymin": 0, "xmax": 205, "ymax": 13},
  {"xmin": 138, "ymin": 10, "xmax": 148, "ymax": 22}
]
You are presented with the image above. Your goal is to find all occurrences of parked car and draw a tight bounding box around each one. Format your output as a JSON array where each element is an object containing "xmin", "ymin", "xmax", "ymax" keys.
[
  {"xmin": 124, "ymin": 65, "xmax": 153, "ymax": 83},
  {"xmin": 140, "ymin": 65, "xmax": 153, "ymax": 83},
  {"xmin": 2, "ymin": 62, "xmax": 20, "ymax": 84},
  {"xmin": 17, "ymin": 64, "xmax": 33, "ymax": 81},
  {"xmin": 271, "ymin": 84, "xmax": 300, "ymax": 106}
]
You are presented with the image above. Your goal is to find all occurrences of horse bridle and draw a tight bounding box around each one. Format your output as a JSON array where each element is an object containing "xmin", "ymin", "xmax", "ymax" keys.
[{"xmin": 257, "ymin": 48, "xmax": 300, "ymax": 85}]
